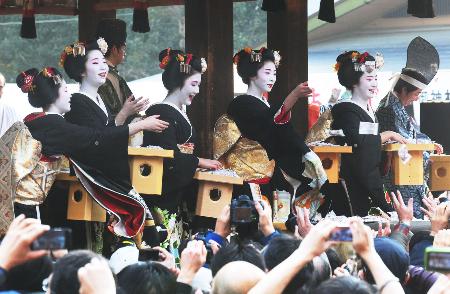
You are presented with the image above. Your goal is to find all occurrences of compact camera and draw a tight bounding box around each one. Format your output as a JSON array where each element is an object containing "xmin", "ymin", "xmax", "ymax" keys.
[
  {"xmin": 425, "ymin": 247, "xmax": 450, "ymax": 273},
  {"xmin": 31, "ymin": 228, "xmax": 72, "ymax": 250}
]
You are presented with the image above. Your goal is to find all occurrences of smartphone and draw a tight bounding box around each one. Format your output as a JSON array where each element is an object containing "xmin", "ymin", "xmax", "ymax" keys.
[
  {"xmin": 425, "ymin": 247, "xmax": 450, "ymax": 272},
  {"xmin": 329, "ymin": 226, "xmax": 353, "ymax": 242},
  {"xmin": 31, "ymin": 228, "xmax": 72, "ymax": 250},
  {"xmin": 138, "ymin": 249, "xmax": 160, "ymax": 261}
]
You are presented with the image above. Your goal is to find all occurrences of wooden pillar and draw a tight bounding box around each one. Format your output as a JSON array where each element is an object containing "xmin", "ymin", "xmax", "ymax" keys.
[
  {"xmin": 185, "ymin": 0, "xmax": 234, "ymax": 158},
  {"xmin": 267, "ymin": 0, "xmax": 308, "ymax": 136},
  {"xmin": 78, "ymin": 0, "xmax": 116, "ymax": 41}
]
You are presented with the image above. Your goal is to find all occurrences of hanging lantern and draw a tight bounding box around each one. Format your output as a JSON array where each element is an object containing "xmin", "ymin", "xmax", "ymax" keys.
[
  {"xmin": 261, "ymin": 0, "xmax": 286, "ymax": 12},
  {"xmin": 21, "ymin": 0, "xmax": 36, "ymax": 39},
  {"xmin": 318, "ymin": 0, "xmax": 336, "ymax": 23},
  {"xmin": 132, "ymin": 0, "xmax": 150, "ymax": 33}
]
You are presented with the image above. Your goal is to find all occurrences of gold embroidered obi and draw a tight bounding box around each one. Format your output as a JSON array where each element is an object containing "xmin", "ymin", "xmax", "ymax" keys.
[{"xmin": 213, "ymin": 115, "xmax": 274, "ymax": 181}]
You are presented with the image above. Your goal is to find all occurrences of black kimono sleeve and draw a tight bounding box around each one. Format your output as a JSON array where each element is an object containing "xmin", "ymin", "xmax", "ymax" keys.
[{"xmin": 143, "ymin": 106, "xmax": 199, "ymax": 195}]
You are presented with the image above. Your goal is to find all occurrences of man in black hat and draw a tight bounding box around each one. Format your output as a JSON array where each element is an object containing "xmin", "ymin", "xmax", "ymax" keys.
[{"xmin": 96, "ymin": 18, "xmax": 146, "ymax": 123}]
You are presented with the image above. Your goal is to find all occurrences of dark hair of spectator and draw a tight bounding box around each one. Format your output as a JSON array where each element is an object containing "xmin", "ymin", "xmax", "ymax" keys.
[
  {"xmin": 5, "ymin": 256, "xmax": 53, "ymax": 292},
  {"xmin": 310, "ymin": 276, "xmax": 377, "ymax": 294},
  {"xmin": 210, "ymin": 240, "xmax": 266, "ymax": 277},
  {"xmin": 49, "ymin": 250, "xmax": 102, "ymax": 294},
  {"xmin": 325, "ymin": 248, "xmax": 345, "ymax": 272},
  {"xmin": 159, "ymin": 48, "xmax": 203, "ymax": 93},
  {"xmin": 16, "ymin": 67, "xmax": 63, "ymax": 109},
  {"xmin": 117, "ymin": 261, "xmax": 177, "ymax": 294}
]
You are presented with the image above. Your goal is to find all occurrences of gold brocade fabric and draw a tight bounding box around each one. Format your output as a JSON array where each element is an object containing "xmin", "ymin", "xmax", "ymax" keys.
[
  {"xmin": 213, "ymin": 115, "xmax": 274, "ymax": 181},
  {"xmin": 12, "ymin": 124, "xmax": 63, "ymax": 206},
  {"xmin": 305, "ymin": 109, "xmax": 334, "ymax": 144}
]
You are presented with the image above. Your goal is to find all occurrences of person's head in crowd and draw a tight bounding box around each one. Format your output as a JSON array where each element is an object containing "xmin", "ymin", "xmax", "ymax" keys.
[
  {"xmin": 48, "ymin": 250, "xmax": 106, "ymax": 294},
  {"xmin": 212, "ymin": 261, "xmax": 265, "ymax": 294},
  {"xmin": 312, "ymin": 253, "xmax": 332, "ymax": 287},
  {"xmin": 159, "ymin": 48, "xmax": 207, "ymax": 105},
  {"xmin": 0, "ymin": 72, "xmax": 5, "ymax": 98},
  {"xmin": 96, "ymin": 18, "xmax": 127, "ymax": 66},
  {"xmin": 335, "ymin": 51, "xmax": 381, "ymax": 100},
  {"xmin": 5, "ymin": 255, "xmax": 53, "ymax": 292},
  {"xmin": 117, "ymin": 261, "xmax": 176, "ymax": 294},
  {"xmin": 210, "ymin": 240, "xmax": 266, "ymax": 276},
  {"xmin": 393, "ymin": 68, "xmax": 427, "ymax": 106},
  {"xmin": 326, "ymin": 248, "xmax": 345, "ymax": 272},
  {"xmin": 264, "ymin": 234, "xmax": 328, "ymax": 293},
  {"xmin": 16, "ymin": 67, "xmax": 70, "ymax": 114},
  {"xmin": 310, "ymin": 276, "xmax": 377, "ymax": 294},
  {"xmin": 109, "ymin": 245, "xmax": 139, "ymax": 274},
  {"xmin": 361, "ymin": 237, "xmax": 410, "ymax": 285},
  {"xmin": 234, "ymin": 47, "xmax": 280, "ymax": 93},
  {"xmin": 61, "ymin": 39, "xmax": 109, "ymax": 87}
]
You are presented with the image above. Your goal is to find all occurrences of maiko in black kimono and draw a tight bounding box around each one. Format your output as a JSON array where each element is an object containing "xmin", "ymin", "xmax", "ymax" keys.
[
  {"xmin": 331, "ymin": 101, "xmax": 391, "ymax": 216},
  {"xmin": 228, "ymin": 94, "xmax": 328, "ymax": 213},
  {"xmin": 64, "ymin": 92, "xmax": 129, "ymax": 182},
  {"xmin": 143, "ymin": 103, "xmax": 199, "ymax": 211},
  {"xmin": 24, "ymin": 112, "xmax": 150, "ymax": 237}
]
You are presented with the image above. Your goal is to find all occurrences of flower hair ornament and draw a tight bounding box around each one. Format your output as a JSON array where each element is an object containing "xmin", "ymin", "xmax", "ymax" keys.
[
  {"xmin": 273, "ymin": 50, "xmax": 281, "ymax": 67},
  {"xmin": 200, "ymin": 58, "xmax": 207, "ymax": 74},
  {"xmin": 97, "ymin": 37, "xmax": 108, "ymax": 55},
  {"xmin": 20, "ymin": 71, "xmax": 36, "ymax": 93},
  {"xmin": 333, "ymin": 51, "xmax": 384, "ymax": 73},
  {"xmin": 233, "ymin": 47, "xmax": 281, "ymax": 68},
  {"xmin": 59, "ymin": 41, "xmax": 86, "ymax": 67},
  {"xmin": 41, "ymin": 67, "xmax": 62, "ymax": 85},
  {"xmin": 159, "ymin": 48, "xmax": 171, "ymax": 69},
  {"xmin": 179, "ymin": 53, "xmax": 192, "ymax": 74}
]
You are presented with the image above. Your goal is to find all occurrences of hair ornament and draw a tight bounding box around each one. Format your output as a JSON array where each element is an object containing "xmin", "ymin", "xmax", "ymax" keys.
[
  {"xmin": 42, "ymin": 67, "xmax": 62, "ymax": 85},
  {"xmin": 159, "ymin": 48, "xmax": 171, "ymax": 69},
  {"xmin": 273, "ymin": 50, "xmax": 281, "ymax": 68},
  {"xmin": 20, "ymin": 71, "xmax": 36, "ymax": 93},
  {"xmin": 244, "ymin": 47, "xmax": 253, "ymax": 54},
  {"xmin": 200, "ymin": 58, "xmax": 207, "ymax": 73},
  {"xmin": 97, "ymin": 37, "xmax": 108, "ymax": 55},
  {"xmin": 59, "ymin": 42, "xmax": 86, "ymax": 67},
  {"xmin": 250, "ymin": 51, "xmax": 262, "ymax": 63},
  {"xmin": 178, "ymin": 53, "xmax": 192, "ymax": 74}
]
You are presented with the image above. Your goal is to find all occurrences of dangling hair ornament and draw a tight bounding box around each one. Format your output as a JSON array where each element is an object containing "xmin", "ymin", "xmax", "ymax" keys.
[
  {"xmin": 97, "ymin": 37, "xmax": 108, "ymax": 55},
  {"xmin": 250, "ymin": 51, "xmax": 262, "ymax": 63},
  {"xmin": 179, "ymin": 53, "xmax": 192, "ymax": 74},
  {"xmin": 273, "ymin": 50, "xmax": 281, "ymax": 68},
  {"xmin": 200, "ymin": 58, "xmax": 207, "ymax": 74},
  {"xmin": 72, "ymin": 42, "xmax": 86, "ymax": 57},
  {"xmin": 20, "ymin": 71, "xmax": 36, "ymax": 93},
  {"xmin": 352, "ymin": 51, "xmax": 384, "ymax": 73},
  {"xmin": 159, "ymin": 48, "xmax": 171, "ymax": 69},
  {"xmin": 42, "ymin": 67, "xmax": 62, "ymax": 85}
]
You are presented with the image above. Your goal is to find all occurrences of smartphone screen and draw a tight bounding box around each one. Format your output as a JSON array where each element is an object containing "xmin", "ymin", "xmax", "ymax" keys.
[
  {"xmin": 329, "ymin": 227, "xmax": 353, "ymax": 242},
  {"xmin": 426, "ymin": 251, "xmax": 450, "ymax": 272},
  {"xmin": 138, "ymin": 249, "xmax": 160, "ymax": 261},
  {"xmin": 31, "ymin": 228, "xmax": 72, "ymax": 250}
]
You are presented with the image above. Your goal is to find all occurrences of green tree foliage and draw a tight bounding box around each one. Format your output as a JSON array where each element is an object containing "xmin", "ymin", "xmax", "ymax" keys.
[{"xmin": 0, "ymin": 1, "xmax": 266, "ymax": 83}]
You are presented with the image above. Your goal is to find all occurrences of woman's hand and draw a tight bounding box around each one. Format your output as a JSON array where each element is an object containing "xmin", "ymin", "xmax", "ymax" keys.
[
  {"xmin": 380, "ymin": 131, "xmax": 408, "ymax": 144},
  {"xmin": 434, "ymin": 142, "xmax": 444, "ymax": 154},
  {"xmin": 138, "ymin": 115, "xmax": 170, "ymax": 133},
  {"xmin": 290, "ymin": 81, "xmax": 313, "ymax": 99},
  {"xmin": 121, "ymin": 95, "xmax": 150, "ymax": 116},
  {"xmin": 198, "ymin": 158, "xmax": 222, "ymax": 170}
]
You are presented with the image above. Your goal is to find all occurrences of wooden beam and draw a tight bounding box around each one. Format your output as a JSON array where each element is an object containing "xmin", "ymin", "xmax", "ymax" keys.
[
  {"xmin": 267, "ymin": 0, "xmax": 309, "ymax": 137},
  {"xmin": 185, "ymin": 0, "xmax": 234, "ymax": 158},
  {"xmin": 78, "ymin": 1, "xmax": 115, "ymax": 41},
  {"xmin": 94, "ymin": 0, "xmax": 252, "ymax": 11},
  {"xmin": 0, "ymin": 7, "xmax": 78, "ymax": 15}
]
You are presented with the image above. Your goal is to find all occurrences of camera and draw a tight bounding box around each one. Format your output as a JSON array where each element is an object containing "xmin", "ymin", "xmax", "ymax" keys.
[
  {"xmin": 424, "ymin": 247, "xmax": 450, "ymax": 273},
  {"xmin": 138, "ymin": 248, "xmax": 161, "ymax": 261},
  {"xmin": 329, "ymin": 226, "xmax": 353, "ymax": 242},
  {"xmin": 194, "ymin": 231, "xmax": 214, "ymax": 265},
  {"xmin": 230, "ymin": 195, "xmax": 260, "ymax": 226},
  {"xmin": 31, "ymin": 228, "xmax": 72, "ymax": 250}
]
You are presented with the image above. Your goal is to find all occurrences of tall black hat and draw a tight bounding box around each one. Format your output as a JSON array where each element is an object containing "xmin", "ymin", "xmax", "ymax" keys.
[{"xmin": 96, "ymin": 18, "xmax": 127, "ymax": 50}]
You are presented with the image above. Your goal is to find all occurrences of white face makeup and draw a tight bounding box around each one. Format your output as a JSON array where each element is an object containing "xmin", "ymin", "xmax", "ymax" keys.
[
  {"xmin": 179, "ymin": 72, "xmax": 201, "ymax": 106},
  {"xmin": 354, "ymin": 71, "xmax": 378, "ymax": 100},
  {"xmin": 252, "ymin": 61, "xmax": 277, "ymax": 93},
  {"xmin": 83, "ymin": 50, "xmax": 108, "ymax": 87},
  {"xmin": 54, "ymin": 80, "xmax": 71, "ymax": 114}
]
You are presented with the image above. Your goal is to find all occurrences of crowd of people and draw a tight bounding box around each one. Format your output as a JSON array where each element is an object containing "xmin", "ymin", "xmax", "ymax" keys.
[{"xmin": 0, "ymin": 18, "xmax": 449, "ymax": 294}]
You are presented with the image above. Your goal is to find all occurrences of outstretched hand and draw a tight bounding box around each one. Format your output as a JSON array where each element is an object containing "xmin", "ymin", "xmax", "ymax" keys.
[{"xmin": 391, "ymin": 190, "xmax": 413, "ymax": 223}]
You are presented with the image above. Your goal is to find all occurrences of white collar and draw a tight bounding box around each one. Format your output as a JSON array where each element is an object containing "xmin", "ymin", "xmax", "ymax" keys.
[
  {"xmin": 158, "ymin": 101, "xmax": 193, "ymax": 143},
  {"xmin": 45, "ymin": 112, "xmax": 64, "ymax": 118}
]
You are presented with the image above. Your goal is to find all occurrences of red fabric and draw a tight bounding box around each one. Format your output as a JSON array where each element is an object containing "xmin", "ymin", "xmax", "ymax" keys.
[
  {"xmin": 24, "ymin": 112, "xmax": 45, "ymax": 123},
  {"xmin": 248, "ymin": 177, "xmax": 271, "ymax": 185},
  {"xmin": 39, "ymin": 155, "xmax": 58, "ymax": 163},
  {"xmin": 274, "ymin": 104, "xmax": 291, "ymax": 124},
  {"xmin": 308, "ymin": 102, "xmax": 320, "ymax": 130}
]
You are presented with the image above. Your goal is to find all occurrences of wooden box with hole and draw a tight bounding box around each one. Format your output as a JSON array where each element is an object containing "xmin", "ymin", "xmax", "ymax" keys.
[
  {"xmin": 310, "ymin": 145, "xmax": 352, "ymax": 183},
  {"xmin": 128, "ymin": 147, "xmax": 174, "ymax": 195},
  {"xmin": 56, "ymin": 173, "xmax": 106, "ymax": 222},
  {"xmin": 194, "ymin": 171, "xmax": 243, "ymax": 218},
  {"xmin": 429, "ymin": 155, "xmax": 450, "ymax": 191},
  {"xmin": 383, "ymin": 143, "xmax": 435, "ymax": 185}
]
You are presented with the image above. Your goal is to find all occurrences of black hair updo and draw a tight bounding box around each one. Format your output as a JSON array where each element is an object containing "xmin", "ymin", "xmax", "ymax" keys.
[
  {"xmin": 336, "ymin": 51, "xmax": 376, "ymax": 90},
  {"xmin": 159, "ymin": 48, "xmax": 205, "ymax": 93},
  {"xmin": 61, "ymin": 39, "xmax": 107, "ymax": 83},
  {"xmin": 234, "ymin": 47, "xmax": 279, "ymax": 85},
  {"xmin": 16, "ymin": 67, "xmax": 64, "ymax": 109}
]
